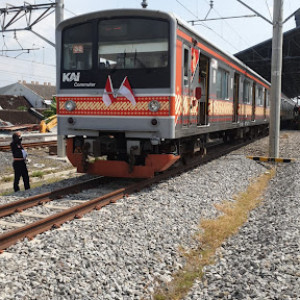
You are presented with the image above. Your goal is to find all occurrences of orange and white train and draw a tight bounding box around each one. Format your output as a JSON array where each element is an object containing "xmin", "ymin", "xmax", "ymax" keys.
[{"xmin": 56, "ymin": 9, "xmax": 296, "ymax": 178}]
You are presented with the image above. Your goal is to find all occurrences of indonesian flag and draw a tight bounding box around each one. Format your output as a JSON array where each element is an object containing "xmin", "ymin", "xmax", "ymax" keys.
[
  {"xmin": 191, "ymin": 48, "xmax": 200, "ymax": 78},
  {"xmin": 118, "ymin": 76, "xmax": 136, "ymax": 106},
  {"xmin": 102, "ymin": 75, "xmax": 115, "ymax": 106}
]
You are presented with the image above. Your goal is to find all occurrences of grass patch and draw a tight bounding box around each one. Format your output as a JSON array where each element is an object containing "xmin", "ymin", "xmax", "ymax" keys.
[
  {"xmin": 31, "ymin": 171, "xmax": 45, "ymax": 178},
  {"xmin": 0, "ymin": 174, "xmax": 72, "ymax": 196},
  {"xmin": 1, "ymin": 176, "xmax": 13, "ymax": 183},
  {"xmin": 153, "ymin": 168, "xmax": 276, "ymax": 300}
]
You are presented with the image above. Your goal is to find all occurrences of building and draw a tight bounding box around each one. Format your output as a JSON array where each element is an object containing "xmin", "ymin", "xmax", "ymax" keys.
[
  {"xmin": 235, "ymin": 25, "xmax": 300, "ymax": 99},
  {"xmin": 0, "ymin": 81, "xmax": 56, "ymax": 108},
  {"xmin": 0, "ymin": 95, "xmax": 42, "ymax": 127}
]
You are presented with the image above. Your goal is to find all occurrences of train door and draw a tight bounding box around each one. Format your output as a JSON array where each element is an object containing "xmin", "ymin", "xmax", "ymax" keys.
[
  {"xmin": 233, "ymin": 73, "xmax": 240, "ymax": 123},
  {"xmin": 182, "ymin": 45, "xmax": 191, "ymax": 127},
  {"xmin": 197, "ymin": 54, "xmax": 209, "ymax": 125},
  {"xmin": 263, "ymin": 88, "xmax": 267, "ymax": 119},
  {"xmin": 252, "ymin": 82, "xmax": 256, "ymax": 121}
]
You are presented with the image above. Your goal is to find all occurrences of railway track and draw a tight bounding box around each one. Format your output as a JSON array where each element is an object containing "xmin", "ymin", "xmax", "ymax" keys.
[
  {"xmin": 0, "ymin": 140, "xmax": 57, "ymax": 152},
  {"xmin": 0, "ymin": 139, "xmax": 251, "ymax": 253}
]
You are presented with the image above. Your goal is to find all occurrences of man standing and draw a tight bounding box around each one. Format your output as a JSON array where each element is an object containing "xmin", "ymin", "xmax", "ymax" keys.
[{"xmin": 10, "ymin": 131, "xmax": 30, "ymax": 192}]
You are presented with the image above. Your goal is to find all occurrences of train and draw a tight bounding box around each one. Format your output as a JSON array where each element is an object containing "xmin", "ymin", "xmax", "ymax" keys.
[{"xmin": 56, "ymin": 9, "xmax": 298, "ymax": 178}]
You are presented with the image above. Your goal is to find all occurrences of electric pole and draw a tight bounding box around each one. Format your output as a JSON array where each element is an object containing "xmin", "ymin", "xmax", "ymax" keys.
[
  {"xmin": 237, "ymin": 0, "xmax": 287, "ymax": 158},
  {"xmin": 269, "ymin": 0, "xmax": 283, "ymax": 158},
  {"xmin": 56, "ymin": 0, "xmax": 66, "ymax": 158}
]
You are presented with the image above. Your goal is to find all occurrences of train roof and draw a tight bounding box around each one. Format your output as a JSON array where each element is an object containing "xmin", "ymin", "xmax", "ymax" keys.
[
  {"xmin": 173, "ymin": 13, "xmax": 271, "ymax": 87},
  {"xmin": 57, "ymin": 8, "xmax": 271, "ymax": 89}
]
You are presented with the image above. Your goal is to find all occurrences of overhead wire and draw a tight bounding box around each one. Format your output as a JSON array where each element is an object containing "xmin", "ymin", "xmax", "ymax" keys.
[
  {"xmin": 0, "ymin": 1, "xmax": 56, "ymax": 62},
  {"xmin": 201, "ymin": 0, "xmax": 268, "ymax": 61},
  {"xmin": 176, "ymin": 0, "xmax": 241, "ymax": 52},
  {"xmin": 1, "ymin": 34, "xmax": 8, "ymax": 54},
  {"xmin": 265, "ymin": 0, "xmax": 273, "ymax": 22},
  {"xmin": 176, "ymin": 0, "xmax": 211, "ymax": 30},
  {"xmin": 0, "ymin": 66, "xmax": 55, "ymax": 81}
]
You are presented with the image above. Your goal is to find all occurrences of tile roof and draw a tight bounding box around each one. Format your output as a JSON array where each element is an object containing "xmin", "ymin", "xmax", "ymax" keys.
[
  {"xmin": 23, "ymin": 82, "xmax": 56, "ymax": 100},
  {"xmin": 0, "ymin": 95, "xmax": 31, "ymax": 110}
]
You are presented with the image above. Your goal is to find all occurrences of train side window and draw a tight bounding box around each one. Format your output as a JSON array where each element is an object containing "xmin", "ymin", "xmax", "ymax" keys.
[
  {"xmin": 243, "ymin": 80, "xmax": 251, "ymax": 104},
  {"xmin": 183, "ymin": 47, "xmax": 189, "ymax": 87},
  {"xmin": 63, "ymin": 22, "xmax": 93, "ymax": 70},
  {"xmin": 257, "ymin": 87, "xmax": 263, "ymax": 106},
  {"xmin": 216, "ymin": 69, "xmax": 229, "ymax": 99}
]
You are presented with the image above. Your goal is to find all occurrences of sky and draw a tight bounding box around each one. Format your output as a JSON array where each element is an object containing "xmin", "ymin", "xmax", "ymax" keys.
[{"xmin": 0, "ymin": 0, "xmax": 299, "ymax": 87}]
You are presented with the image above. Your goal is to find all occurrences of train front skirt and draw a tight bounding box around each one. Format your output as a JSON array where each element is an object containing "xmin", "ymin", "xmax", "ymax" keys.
[{"xmin": 66, "ymin": 138, "xmax": 180, "ymax": 178}]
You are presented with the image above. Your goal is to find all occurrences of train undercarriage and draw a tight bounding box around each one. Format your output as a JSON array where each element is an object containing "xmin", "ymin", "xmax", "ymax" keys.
[{"xmin": 66, "ymin": 124, "xmax": 269, "ymax": 178}]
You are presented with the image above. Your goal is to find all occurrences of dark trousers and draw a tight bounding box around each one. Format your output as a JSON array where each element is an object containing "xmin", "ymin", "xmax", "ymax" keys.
[{"xmin": 13, "ymin": 160, "xmax": 30, "ymax": 192}]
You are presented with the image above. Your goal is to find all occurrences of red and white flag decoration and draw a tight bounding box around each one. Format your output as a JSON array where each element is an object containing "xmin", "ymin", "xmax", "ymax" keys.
[
  {"xmin": 191, "ymin": 47, "xmax": 200, "ymax": 78},
  {"xmin": 102, "ymin": 75, "xmax": 115, "ymax": 106},
  {"xmin": 118, "ymin": 76, "xmax": 136, "ymax": 106}
]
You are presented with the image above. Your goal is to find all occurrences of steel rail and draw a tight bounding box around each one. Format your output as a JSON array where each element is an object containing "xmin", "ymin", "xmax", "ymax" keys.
[
  {"xmin": 0, "ymin": 186, "xmax": 130, "ymax": 252},
  {"xmin": 0, "ymin": 177, "xmax": 104, "ymax": 218},
  {"xmin": 0, "ymin": 140, "xmax": 57, "ymax": 152},
  {"xmin": 0, "ymin": 139, "xmax": 250, "ymax": 252}
]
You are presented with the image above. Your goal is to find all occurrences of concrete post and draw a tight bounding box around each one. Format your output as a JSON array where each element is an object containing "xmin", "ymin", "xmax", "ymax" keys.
[
  {"xmin": 55, "ymin": 0, "xmax": 66, "ymax": 157},
  {"xmin": 269, "ymin": 0, "xmax": 283, "ymax": 158}
]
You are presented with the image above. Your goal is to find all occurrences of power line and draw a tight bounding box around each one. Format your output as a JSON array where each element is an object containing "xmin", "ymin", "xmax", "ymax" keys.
[
  {"xmin": 175, "ymin": 0, "xmax": 259, "ymax": 53},
  {"xmin": 175, "ymin": 0, "xmax": 242, "ymax": 52},
  {"xmin": 203, "ymin": 0, "xmax": 269, "ymax": 61},
  {"xmin": 189, "ymin": 14, "xmax": 257, "ymax": 23},
  {"xmin": 0, "ymin": 67, "xmax": 55, "ymax": 81},
  {"xmin": 265, "ymin": 0, "xmax": 273, "ymax": 22},
  {"xmin": 176, "ymin": 0, "xmax": 199, "ymax": 20}
]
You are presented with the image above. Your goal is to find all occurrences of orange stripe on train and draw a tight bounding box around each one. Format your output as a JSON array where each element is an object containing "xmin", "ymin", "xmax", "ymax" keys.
[{"xmin": 57, "ymin": 96, "xmax": 170, "ymax": 116}]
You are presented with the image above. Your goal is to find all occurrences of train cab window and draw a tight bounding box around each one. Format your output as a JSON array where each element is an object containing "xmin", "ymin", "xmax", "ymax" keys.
[
  {"xmin": 98, "ymin": 18, "xmax": 169, "ymax": 70},
  {"xmin": 216, "ymin": 69, "xmax": 229, "ymax": 99},
  {"xmin": 243, "ymin": 80, "xmax": 251, "ymax": 104},
  {"xmin": 63, "ymin": 23, "xmax": 93, "ymax": 70}
]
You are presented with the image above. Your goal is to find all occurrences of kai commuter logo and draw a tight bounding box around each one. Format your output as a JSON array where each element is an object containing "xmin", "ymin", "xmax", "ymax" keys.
[{"xmin": 62, "ymin": 72, "xmax": 80, "ymax": 82}]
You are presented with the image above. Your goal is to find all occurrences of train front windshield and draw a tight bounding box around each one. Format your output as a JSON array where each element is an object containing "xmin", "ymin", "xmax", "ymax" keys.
[
  {"xmin": 61, "ymin": 17, "xmax": 170, "ymax": 89},
  {"xmin": 99, "ymin": 19, "xmax": 168, "ymax": 70}
]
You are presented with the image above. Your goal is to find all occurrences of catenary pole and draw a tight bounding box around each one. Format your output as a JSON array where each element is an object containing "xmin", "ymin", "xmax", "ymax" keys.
[
  {"xmin": 56, "ymin": 0, "xmax": 66, "ymax": 157},
  {"xmin": 269, "ymin": 0, "xmax": 283, "ymax": 158},
  {"xmin": 237, "ymin": 0, "xmax": 284, "ymax": 158}
]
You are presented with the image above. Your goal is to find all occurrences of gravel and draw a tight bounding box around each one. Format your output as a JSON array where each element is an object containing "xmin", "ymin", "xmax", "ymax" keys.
[
  {"xmin": 0, "ymin": 130, "xmax": 299, "ymax": 300},
  {"xmin": 185, "ymin": 161, "xmax": 300, "ymax": 300}
]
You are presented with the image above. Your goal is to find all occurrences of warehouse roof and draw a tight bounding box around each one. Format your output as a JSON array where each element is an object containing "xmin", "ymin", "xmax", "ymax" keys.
[{"xmin": 235, "ymin": 26, "xmax": 300, "ymax": 99}]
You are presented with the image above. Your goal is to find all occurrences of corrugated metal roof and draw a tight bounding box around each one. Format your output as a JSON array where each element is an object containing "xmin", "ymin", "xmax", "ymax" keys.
[{"xmin": 235, "ymin": 26, "xmax": 300, "ymax": 99}]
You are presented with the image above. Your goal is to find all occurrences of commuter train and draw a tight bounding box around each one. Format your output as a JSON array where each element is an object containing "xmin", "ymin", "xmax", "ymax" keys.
[{"xmin": 56, "ymin": 9, "xmax": 297, "ymax": 178}]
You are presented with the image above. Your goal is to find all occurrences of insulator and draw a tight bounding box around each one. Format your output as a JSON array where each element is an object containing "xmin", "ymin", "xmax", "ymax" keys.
[{"xmin": 141, "ymin": 0, "xmax": 148, "ymax": 9}]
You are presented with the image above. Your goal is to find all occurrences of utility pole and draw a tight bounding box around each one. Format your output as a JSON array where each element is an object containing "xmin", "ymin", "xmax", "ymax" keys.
[
  {"xmin": 269, "ymin": 0, "xmax": 283, "ymax": 158},
  {"xmin": 237, "ymin": 0, "xmax": 286, "ymax": 158},
  {"xmin": 56, "ymin": 0, "xmax": 66, "ymax": 157},
  {"xmin": 1, "ymin": 1, "xmax": 66, "ymax": 156}
]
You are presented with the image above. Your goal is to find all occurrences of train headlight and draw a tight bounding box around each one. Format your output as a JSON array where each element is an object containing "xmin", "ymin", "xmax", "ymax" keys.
[
  {"xmin": 148, "ymin": 100, "xmax": 160, "ymax": 112},
  {"xmin": 65, "ymin": 100, "xmax": 76, "ymax": 111}
]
